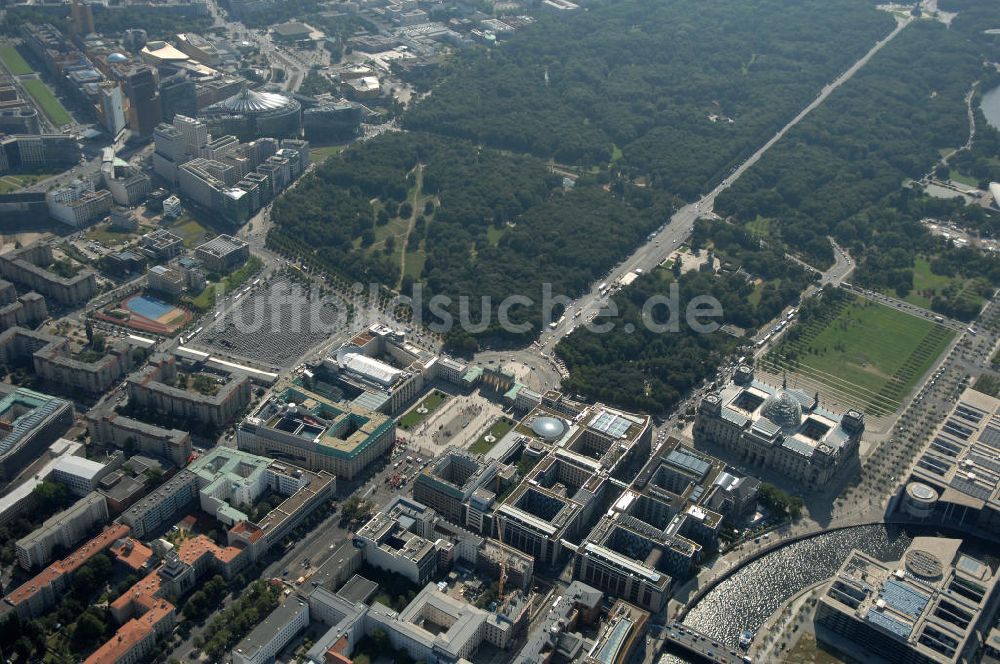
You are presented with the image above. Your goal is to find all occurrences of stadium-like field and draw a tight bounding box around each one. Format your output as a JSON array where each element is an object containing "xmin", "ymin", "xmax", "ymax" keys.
[
  {"xmin": 95, "ymin": 294, "xmax": 191, "ymax": 336},
  {"xmin": 763, "ymin": 291, "xmax": 953, "ymax": 416}
]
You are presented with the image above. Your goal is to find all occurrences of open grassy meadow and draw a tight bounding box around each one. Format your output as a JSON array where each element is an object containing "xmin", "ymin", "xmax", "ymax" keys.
[{"xmin": 764, "ymin": 292, "xmax": 953, "ymax": 416}]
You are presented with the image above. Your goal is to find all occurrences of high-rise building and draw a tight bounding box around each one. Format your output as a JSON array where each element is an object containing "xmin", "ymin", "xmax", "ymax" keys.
[
  {"xmin": 172, "ymin": 114, "xmax": 207, "ymax": 155},
  {"xmin": 69, "ymin": 0, "xmax": 95, "ymax": 36},
  {"xmin": 159, "ymin": 72, "xmax": 197, "ymax": 122},
  {"xmin": 97, "ymin": 83, "xmax": 126, "ymax": 136},
  {"xmin": 122, "ymin": 66, "xmax": 161, "ymax": 137}
]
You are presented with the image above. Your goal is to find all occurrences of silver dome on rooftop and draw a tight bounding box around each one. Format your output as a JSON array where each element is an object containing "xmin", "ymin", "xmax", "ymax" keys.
[
  {"xmin": 761, "ymin": 390, "xmax": 803, "ymax": 431},
  {"xmin": 532, "ymin": 416, "xmax": 566, "ymax": 442}
]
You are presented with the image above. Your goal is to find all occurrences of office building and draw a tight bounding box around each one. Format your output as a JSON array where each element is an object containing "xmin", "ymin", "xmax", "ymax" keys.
[
  {"xmin": 816, "ymin": 537, "xmax": 1000, "ymax": 664},
  {"xmin": 46, "ymin": 179, "xmax": 113, "ymax": 227},
  {"xmin": 140, "ymin": 228, "xmax": 183, "ymax": 261},
  {"xmin": 494, "ymin": 403, "xmax": 652, "ymax": 566},
  {"xmin": 120, "ymin": 447, "xmax": 333, "ymax": 546},
  {"xmin": 695, "ymin": 365, "xmax": 864, "ymax": 489},
  {"xmin": 237, "ymin": 385, "xmax": 395, "ymax": 480},
  {"xmin": 414, "ymin": 448, "xmax": 514, "ymax": 533},
  {"xmin": 163, "ymin": 194, "xmax": 182, "ymax": 218},
  {"xmin": 194, "ymin": 234, "xmax": 248, "ymax": 273},
  {"xmin": 0, "ymin": 438, "xmax": 82, "ymax": 526},
  {"xmin": 122, "ymin": 65, "xmax": 161, "ymax": 137},
  {"xmin": 0, "ymin": 134, "xmax": 79, "ymax": 173},
  {"xmin": 103, "ymin": 162, "xmax": 152, "ymax": 207},
  {"xmin": 52, "ymin": 454, "xmax": 121, "ymax": 496},
  {"xmin": 366, "ymin": 582, "xmax": 520, "ymax": 664},
  {"xmin": 894, "ymin": 387, "xmax": 1000, "ymax": 535},
  {"xmin": 303, "ymin": 100, "xmax": 362, "ymax": 140},
  {"xmin": 146, "ymin": 264, "xmax": 186, "ymax": 296},
  {"xmin": 69, "ymin": 0, "xmax": 95, "ymax": 35},
  {"xmin": 0, "ymin": 383, "xmax": 74, "ymax": 482},
  {"xmin": 159, "ymin": 71, "xmax": 198, "ymax": 122},
  {"xmin": 354, "ymin": 497, "xmax": 441, "ymax": 585},
  {"xmin": 15, "ymin": 492, "xmax": 109, "ymax": 570},
  {"xmin": 98, "ymin": 82, "xmax": 127, "ymax": 135}
]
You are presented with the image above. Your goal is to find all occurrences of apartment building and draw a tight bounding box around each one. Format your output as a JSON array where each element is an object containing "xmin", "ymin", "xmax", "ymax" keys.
[
  {"xmin": 15, "ymin": 492, "xmax": 109, "ymax": 570},
  {"xmin": 0, "ymin": 241, "xmax": 98, "ymax": 305},
  {"xmin": 126, "ymin": 355, "xmax": 251, "ymax": 428},
  {"xmin": 85, "ymin": 411, "xmax": 193, "ymax": 466}
]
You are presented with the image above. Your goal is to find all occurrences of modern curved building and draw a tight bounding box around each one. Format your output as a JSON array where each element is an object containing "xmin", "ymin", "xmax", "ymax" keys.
[{"xmin": 200, "ymin": 86, "xmax": 301, "ymax": 140}]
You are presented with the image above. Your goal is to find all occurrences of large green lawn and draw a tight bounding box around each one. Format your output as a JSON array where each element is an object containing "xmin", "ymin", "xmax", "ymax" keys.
[
  {"xmin": 398, "ymin": 390, "xmax": 447, "ymax": 430},
  {"xmin": 765, "ymin": 293, "xmax": 953, "ymax": 416},
  {"xmin": 0, "ymin": 46, "xmax": 32, "ymax": 76},
  {"xmin": 901, "ymin": 256, "xmax": 984, "ymax": 310},
  {"xmin": 21, "ymin": 79, "xmax": 72, "ymax": 126},
  {"xmin": 469, "ymin": 418, "xmax": 515, "ymax": 455}
]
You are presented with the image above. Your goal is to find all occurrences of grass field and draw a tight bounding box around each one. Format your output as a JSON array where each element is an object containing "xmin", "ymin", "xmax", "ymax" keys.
[
  {"xmin": 949, "ymin": 170, "xmax": 979, "ymax": 188},
  {"xmin": 84, "ymin": 224, "xmax": 141, "ymax": 247},
  {"xmin": 0, "ymin": 46, "xmax": 32, "ymax": 76},
  {"xmin": 310, "ymin": 144, "xmax": 346, "ymax": 161},
  {"xmin": 398, "ymin": 390, "xmax": 447, "ymax": 430},
  {"xmin": 164, "ymin": 213, "xmax": 211, "ymax": 248},
  {"xmin": 899, "ymin": 256, "xmax": 984, "ymax": 311},
  {"xmin": 469, "ymin": 418, "xmax": 515, "ymax": 455},
  {"xmin": 763, "ymin": 292, "xmax": 954, "ymax": 416},
  {"xmin": 21, "ymin": 79, "xmax": 72, "ymax": 126}
]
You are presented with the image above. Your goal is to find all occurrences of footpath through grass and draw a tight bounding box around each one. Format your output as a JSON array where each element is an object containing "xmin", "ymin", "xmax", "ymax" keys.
[
  {"xmin": 764, "ymin": 291, "xmax": 953, "ymax": 416},
  {"xmin": 22, "ymin": 79, "xmax": 72, "ymax": 126}
]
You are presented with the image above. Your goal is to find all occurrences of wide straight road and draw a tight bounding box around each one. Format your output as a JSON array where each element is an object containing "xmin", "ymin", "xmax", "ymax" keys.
[{"xmin": 533, "ymin": 16, "xmax": 912, "ymax": 355}]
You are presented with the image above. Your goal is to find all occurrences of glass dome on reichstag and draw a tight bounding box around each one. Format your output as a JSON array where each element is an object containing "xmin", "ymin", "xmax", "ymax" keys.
[{"xmin": 761, "ymin": 390, "xmax": 803, "ymax": 431}]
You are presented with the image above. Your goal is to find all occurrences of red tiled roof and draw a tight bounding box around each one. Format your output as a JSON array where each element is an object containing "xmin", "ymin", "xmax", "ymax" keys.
[
  {"xmin": 84, "ymin": 600, "xmax": 174, "ymax": 664},
  {"xmin": 110, "ymin": 538, "xmax": 154, "ymax": 572},
  {"xmin": 6, "ymin": 524, "xmax": 130, "ymax": 607}
]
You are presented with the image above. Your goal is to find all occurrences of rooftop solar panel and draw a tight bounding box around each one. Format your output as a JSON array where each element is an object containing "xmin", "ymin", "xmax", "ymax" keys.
[
  {"xmin": 979, "ymin": 426, "xmax": 1000, "ymax": 450},
  {"xmin": 880, "ymin": 580, "xmax": 930, "ymax": 617},
  {"xmin": 866, "ymin": 608, "xmax": 913, "ymax": 639},
  {"xmin": 950, "ymin": 477, "xmax": 991, "ymax": 501},
  {"xmin": 665, "ymin": 449, "xmax": 711, "ymax": 477}
]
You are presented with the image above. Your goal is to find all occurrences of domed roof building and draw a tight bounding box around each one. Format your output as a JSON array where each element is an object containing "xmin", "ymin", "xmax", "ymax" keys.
[
  {"xmin": 531, "ymin": 416, "xmax": 566, "ymax": 442},
  {"xmin": 695, "ymin": 366, "xmax": 865, "ymax": 489},
  {"xmin": 200, "ymin": 85, "xmax": 302, "ymax": 140},
  {"xmin": 761, "ymin": 386, "xmax": 803, "ymax": 432},
  {"xmin": 107, "ymin": 52, "xmax": 128, "ymax": 63}
]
